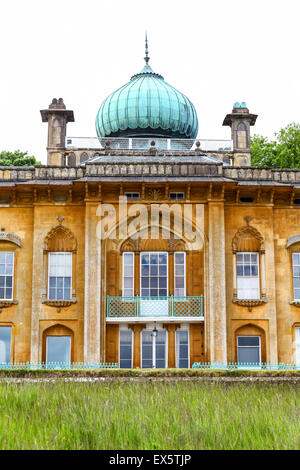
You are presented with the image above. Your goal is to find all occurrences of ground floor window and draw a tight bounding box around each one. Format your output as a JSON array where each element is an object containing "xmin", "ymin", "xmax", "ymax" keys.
[
  {"xmin": 141, "ymin": 329, "xmax": 167, "ymax": 368},
  {"xmin": 237, "ymin": 335, "xmax": 261, "ymax": 364},
  {"xmin": 0, "ymin": 326, "xmax": 11, "ymax": 363},
  {"xmin": 175, "ymin": 330, "xmax": 189, "ymax": 368},
  {"xmin": 119, "ymin": 330, "xmax": 133, "ymax": 368},
  {"xmin": 46, "ymin": 336, "xmax": 71, "ymax": 363}
]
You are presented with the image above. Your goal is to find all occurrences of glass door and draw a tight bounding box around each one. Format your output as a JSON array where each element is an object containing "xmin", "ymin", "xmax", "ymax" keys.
[
  {"xmin": 141, "ymin": 330, "xmax": 167, "ymax": 368},
  {"xmin": 140, "ymin": 252, "xmax": 168, "ymax": 317}
]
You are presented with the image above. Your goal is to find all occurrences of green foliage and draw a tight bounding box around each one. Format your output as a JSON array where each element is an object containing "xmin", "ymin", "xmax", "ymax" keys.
[
  {"xmin": 0, "ymin": 381, "xmax": 299, "ymax": 449},
  {"xmin": 0, "ymin": 150, "xmax": 41, "ymax": 167},
  {"xmin": 251, "ymin": 123, "xmax": 300, "ymax": 168}
]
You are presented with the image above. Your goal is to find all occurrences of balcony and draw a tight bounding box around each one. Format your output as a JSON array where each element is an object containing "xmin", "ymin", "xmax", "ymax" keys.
[
  {"xmin": 106, "ymin": 295, "xmax": 204, "ymax": 321},
  {"xmin": 66, "ymin": 136, "xmax": 233, "ymax": 152}
]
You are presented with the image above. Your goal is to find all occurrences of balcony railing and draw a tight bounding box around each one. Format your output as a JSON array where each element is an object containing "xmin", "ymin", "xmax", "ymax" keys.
[
  {"xmin": 66, "ymin": 137, "xmax": 233, "ymax": 152},
  {"xmin": 106, "ymin": 295, "xmax": 204, "ymax": 318}
]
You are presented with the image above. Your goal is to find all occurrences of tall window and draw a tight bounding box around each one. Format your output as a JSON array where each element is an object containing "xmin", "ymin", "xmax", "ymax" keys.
[
  {"xmin": 0, "ymin": 326, "xmax": 11, "ymax": 363},
  {"xmin": 48, "ymin": 253, "xmax": 72, "ymax": 300},
  {"xmin": 175, "ymin": 330, "xmax": 189, "ymax": 368},
  {"xmin": 122, "ymin": 253, "xmax": 134, "ymax": 297},
  {"xmin": 140, "ymin": 252, "xmax": 168, "ymax": 297},
  {"xmin": 0, "ymin": 252, "xmax": 14, "ymax": 300},
  {"xmin": 174, "ymin": 252, "xmax": 185, "ymax": 296},
  {"xmin": 237, "ymin": 122, "xmax": 248, "ymax": 148},
  {"xmin": 237, "ymin": 252, "xmax": 259, "ymax": 299},
  {"xmin": 119, "ymin": 330, "xmax": 133, "ymax": 368},
  {"xmin": 237, "ymin": 336, "xmax": 261, "ymax": 364},
  {"xmin": 292, "ymin": 253, "xmax": 300, "ymax": 300}
]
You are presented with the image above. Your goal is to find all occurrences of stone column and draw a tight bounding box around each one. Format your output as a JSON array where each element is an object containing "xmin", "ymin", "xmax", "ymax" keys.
[
  {"xmin": 164, "ymin": 323, "xmax": 179, "ymax": 368},
  {"xmin": 84, "ymin": 202, "xmax": 102, "ymax": 362},
  {"xmin": 129, "ymin": 324, "xmax": 145, "ymax": 368},
  {"xmin": 208, "ymin": 201, "xmax": 227, "ymax": 362},
  {"xmin": 30, "ymin": 207, "xmax": 44, "ymax": 362}
]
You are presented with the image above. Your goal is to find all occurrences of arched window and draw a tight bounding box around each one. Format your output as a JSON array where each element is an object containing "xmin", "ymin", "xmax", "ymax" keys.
[
  {"xmin": 42, "ymin": 324, "xmax": 74, "ymax": 363},
  {"xmin": 68, "ymin": 153, "xmax": 76, "ymax": 167},
  {"xmin": 236, "ymin": 122, "xmax": 248, "ymax": 149},
  {"xmin": 232, "ymin": 221, "xmax": 266, "ymax": 302},
  {"xmin": 43, "ymin": 224, "xmax": 77, "ymax": 304},
  {"xmin": 286, "ymin": 235, "xmax": 300, "ymax": 302}
]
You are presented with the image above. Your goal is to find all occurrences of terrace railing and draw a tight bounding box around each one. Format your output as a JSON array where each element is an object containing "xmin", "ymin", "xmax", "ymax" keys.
[
  {"xmin": 66, "ymin": 137, "xmax": 233, "ymax": 152},
  {"xmin": 192, "ymin": 362, "xmax": 300, "ymax": 370},
  {"xmin": 0, "ymin": 362, "xmax": 118, "ymax": 370},
  {"xmin": 106, "ymin": 295, "xmax": 204, "ymax": 318}
]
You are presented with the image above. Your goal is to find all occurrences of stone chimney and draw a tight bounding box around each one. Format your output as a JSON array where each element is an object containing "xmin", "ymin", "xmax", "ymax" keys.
[
  {"xmin": 41, "ymin": 98, "xmax": 74, "ymax": 166},
  {"xmin": 223, "ymin": 102, "xmax": 257, "ymax": 166}
]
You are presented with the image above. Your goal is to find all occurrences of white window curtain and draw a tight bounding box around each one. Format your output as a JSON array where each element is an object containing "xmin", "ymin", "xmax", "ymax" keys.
[{"xmin": 237, "ymin": 252, "xmax": 260, "ymax": 299}]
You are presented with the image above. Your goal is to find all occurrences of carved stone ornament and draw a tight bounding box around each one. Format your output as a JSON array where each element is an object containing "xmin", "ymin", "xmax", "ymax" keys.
[
  {"xmin": 232, "ymin": 220, "xmax": 265, "ymax": 253},
  {"xmin": 42, "ymin": 299, "xmax": 77, "ymax": 313},
  {"xmin": 168, "ymin": 238, "xmax": 186, "ymax": 252},
  {"xmin": 0, "ymin": 232, "xmax": 22, "ymax": 247},
  {"xmin": 44, "ymin": 224, "xmax": 77, "ymax": 252},
  {"xmin": 0, "ymin": 300, "xmax": 18, "ymax": 314},
  {"xmin": 232, "ymin": 298, "xmax": 268, "ymax": 312},
  {"xmin": 120, "ymin": 238, "xmax": 140, "ymax": 253},
  {"xmin": 148, "ymin": 188, "xmax": 161, "ymax": 201},
  {"xmin": 289, "ymin": 300, "xmax": 300, "ymax": 307}
]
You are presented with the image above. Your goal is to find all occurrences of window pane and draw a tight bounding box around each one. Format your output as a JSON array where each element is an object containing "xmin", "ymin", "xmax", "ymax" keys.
[
  {"xmin": 0, "ymin": 327, "xmax": 11, "ymax": 363},
  {"xmin": 238, "ymin": 347, "xmax": 260, "ymax": 364},
  {"xmin": 238, "ymin": 336, "xmax": 260, "ymax": 347},
  {"xmin": 120, "ymin": 330, "xmax": 132, "ymax": 368},
  {"xmin": 175, "ymin": 253, "xmax": 185, "ymax": 264},
  {"xmin": 46, "ymin": 336, "xmax": 71, "ymax": 363},
  {"xmin": 176, "ymin": 330, "xmax": 189, "ymax": 368}
]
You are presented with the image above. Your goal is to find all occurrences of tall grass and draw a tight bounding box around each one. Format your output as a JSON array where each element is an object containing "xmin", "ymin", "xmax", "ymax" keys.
[{"xmin": 0, "ymin": 381, "xmax": 298, "ymax": 450}]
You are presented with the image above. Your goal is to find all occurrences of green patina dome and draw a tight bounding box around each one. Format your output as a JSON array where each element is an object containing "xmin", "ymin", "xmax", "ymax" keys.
[{"xmin": 96, "ymin": 42, "xmax": 198, "ymax": 139}]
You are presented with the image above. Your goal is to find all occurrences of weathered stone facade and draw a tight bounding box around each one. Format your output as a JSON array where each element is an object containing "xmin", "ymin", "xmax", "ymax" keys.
[{"xmin": 0, "ymin": 157, "xmax": 300, "ymax": 366}]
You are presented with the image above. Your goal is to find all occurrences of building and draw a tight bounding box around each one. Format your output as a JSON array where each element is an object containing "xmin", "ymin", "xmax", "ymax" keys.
[{"xmin": 0, "ymin": 40, "xmax": 300, "ymax": 368}]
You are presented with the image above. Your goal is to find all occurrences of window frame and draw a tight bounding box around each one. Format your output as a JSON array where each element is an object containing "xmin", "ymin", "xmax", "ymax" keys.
[
  {"xmin": 124, "ymin": 192, "xmax": 140, "ymax": 200},
  {"xmin": 0, "ymin": 251, "xmax": 14, "ymax": 301},
  {"xmin": 119, "ymin": 328, "xmax": 133, "ymax": 368},
  {"xmin": 237, "ymin": 335, "xmax": 261, "ymax": 364},
  {"xmin": 292, "ymin": 253, "xmax": 300, "ymax": 300},
  {"xmin": 174, "ymin": 251, "xmax": 186, "ymax": 297},
  {"xmin": 140, "ymin": 251, "xmax": 168, "ymax": 298},
  {"xmin": 122, "ymin": 252, "xmax": 135, "ymax": 297},
  {"xmin": 175, "ymin": 328, "xmax": 190, "ymax": 368},
  {"xmin": 236, "ymin": 251, "xmax": 260, "ymax": 300},
  {"xmin": 0, "ymin": 325, "xmax": 12, "ymax": 364},
  {"xmin": 169, "ymin": 192, "xmax": 185, "ymax": 200},
  {"xmin": 141, "ymin": 327, "xmax": 168, "ymax": 368},
  {"xmin": 48, "ymin": 252, "xmax": 72, "ymax": 301},
  {"xmin": 46, "ymin": 335, "xmax": 71, "ymax": 363}
]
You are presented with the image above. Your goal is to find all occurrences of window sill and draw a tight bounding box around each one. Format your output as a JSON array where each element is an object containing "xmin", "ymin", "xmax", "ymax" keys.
[
  {"xmin": 0, "ymin": 300, "xmax": 18, "ymax": 313},
  {"xmin": 290, "ymin": 300, "xmax": 300, "ymax": 307},
  {"xmin": 42, "ymin": 299, "xmax": 77, "ymax": 312},
  {"xmin": 232, "ymin": 297, "xmax": 268, "ymax": 311}
]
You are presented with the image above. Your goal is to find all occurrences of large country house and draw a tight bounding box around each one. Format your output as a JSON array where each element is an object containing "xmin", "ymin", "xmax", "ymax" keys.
[{"xmin": 0, "ymin": 41, "xmax": 300, "ymax": 368}]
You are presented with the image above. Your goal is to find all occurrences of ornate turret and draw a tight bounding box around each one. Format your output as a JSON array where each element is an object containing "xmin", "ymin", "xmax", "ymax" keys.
[
  {"xmin": 41, "ymin": 98, "xmax": 74, "ymax": 166},
  {"xmin": 95, "ymin": 37, "xmax": 198, "ymax": 140},
  {"xmin": 223, "ymin": 102, "xmax": 257, "ymax": 166}
]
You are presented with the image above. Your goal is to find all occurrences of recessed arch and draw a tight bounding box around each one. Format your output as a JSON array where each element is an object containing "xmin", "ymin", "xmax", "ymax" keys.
[
  {"xmin": 42, "ymin": 323, "xmax": 74, "ymax": 362},
  {"xmin": 232, "ymin": 224, "xmax": 265, "ymax": 253},
  {"xmin": 235, "ymin": 323, "xmax": 266, "ymax": 363},
  {"xmin": 44, "ymin": 225, "xmax": 77, "ymax": 252}
]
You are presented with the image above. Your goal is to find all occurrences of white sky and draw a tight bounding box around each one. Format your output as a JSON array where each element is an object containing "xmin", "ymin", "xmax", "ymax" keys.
[{"xmin": 0, "ymin": 0, "xmax": 299, "ymax": 164}]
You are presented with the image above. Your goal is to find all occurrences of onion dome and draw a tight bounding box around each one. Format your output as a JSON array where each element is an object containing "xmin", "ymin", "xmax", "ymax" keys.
[{"xmin": 96, "ymin": 36, "xmax": 198, "ymax": 139}]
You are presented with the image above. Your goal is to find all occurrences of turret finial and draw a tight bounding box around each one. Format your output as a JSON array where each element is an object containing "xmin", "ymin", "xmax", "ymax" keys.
[{"xmin": 144, "ymin": 32, "xmax": 150, "ymax": 64}]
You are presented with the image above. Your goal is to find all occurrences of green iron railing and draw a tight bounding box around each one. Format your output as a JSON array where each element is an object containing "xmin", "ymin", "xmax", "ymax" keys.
[{"xmin": 106, "ymin": 295, "xmax": 204, "ymax": 318}]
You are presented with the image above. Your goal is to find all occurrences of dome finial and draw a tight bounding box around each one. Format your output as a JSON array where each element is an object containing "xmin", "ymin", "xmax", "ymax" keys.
[{"xmin": 144, "ymin": 32, "xmax": 150, "ymax": 64}]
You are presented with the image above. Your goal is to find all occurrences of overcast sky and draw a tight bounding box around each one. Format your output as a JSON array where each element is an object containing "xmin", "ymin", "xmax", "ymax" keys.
[{"xmin": 0, "ymin": 0, "xmax": 299, "ymax": 163}]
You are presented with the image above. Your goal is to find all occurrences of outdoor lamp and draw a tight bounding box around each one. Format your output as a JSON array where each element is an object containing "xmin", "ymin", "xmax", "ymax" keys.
[{"xmin": 152, "ymin": 324, "xmax": 158, "ymax": 338}]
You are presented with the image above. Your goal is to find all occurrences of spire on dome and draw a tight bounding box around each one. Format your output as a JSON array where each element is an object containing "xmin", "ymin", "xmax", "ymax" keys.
[{"xmin": 144, "ymin": 32, "xmax": 150, "ymax": 64}]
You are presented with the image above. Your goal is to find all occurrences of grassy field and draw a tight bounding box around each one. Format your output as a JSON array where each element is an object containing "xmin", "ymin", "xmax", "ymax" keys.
[{"xmin": 0, "ymin": 380, "xmax": 299, "ymax": 450}]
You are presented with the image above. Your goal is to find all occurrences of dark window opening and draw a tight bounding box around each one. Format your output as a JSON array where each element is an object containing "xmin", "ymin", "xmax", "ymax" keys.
[{"xmin": 240, "ymin": 197, "xmax": 254, "ymax": 203}]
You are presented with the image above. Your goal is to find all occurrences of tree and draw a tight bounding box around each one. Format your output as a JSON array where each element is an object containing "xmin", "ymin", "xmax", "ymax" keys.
[
  {"xmin": 251, "ymin": 123, "xmax": 300, "ymax": 168},
  {"xmin": 0, "ymin": 150, "xmax": 41, "ymax": 166}
]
